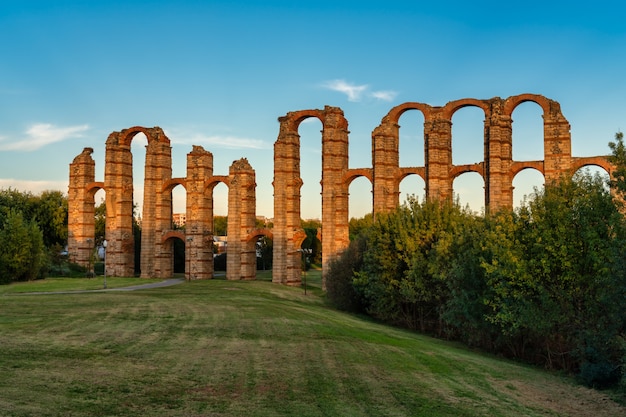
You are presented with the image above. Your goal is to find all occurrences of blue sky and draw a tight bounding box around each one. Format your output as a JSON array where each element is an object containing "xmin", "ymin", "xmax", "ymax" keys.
[{"xmin": 0, "ymin": 1, "xmax": 624, "ymax": 219}]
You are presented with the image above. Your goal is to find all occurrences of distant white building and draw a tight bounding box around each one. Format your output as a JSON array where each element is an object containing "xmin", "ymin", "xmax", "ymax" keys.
[
  {"xmin": 173, "ymin": 213, "xmax": 186, "ymax": 227},
  {"xmin": 214, "ymin": 236, "xmax": 227, "ymax": 255}
]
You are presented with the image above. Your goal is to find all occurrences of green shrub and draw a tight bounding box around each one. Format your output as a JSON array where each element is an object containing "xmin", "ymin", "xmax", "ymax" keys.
[{"xmin": 325, "ymin": 234, "xmax": 366, "ymax": 313}]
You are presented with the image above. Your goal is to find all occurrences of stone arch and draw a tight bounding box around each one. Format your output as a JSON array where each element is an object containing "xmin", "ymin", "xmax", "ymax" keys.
[
  {"xmin": 161, "ymin": 230, "xmax": 185, "ymax": 243},
  {"xmin": 384, "ymin": 102, "xmax": 433, "ymax": 124},
  {"xmin": 570, "ymin": 156, "xmax": 613, "ymax": 176},
  {"xmin": 450, "ymin": 163, "xmax": 484, "ymax": 180},
  {"xmin": 273, "ymin": 106, "xmax": 349, "ymax": 288},
  {"xmin": 372, "ymin": 103, "xmax": 432, "ymax": 214},
  {"xmin": 397, "ymin": 167, "xmax": 426, "ymax": 183},
  {"xmin": 505, "ymin": 94, "xmax": 572, "ymax": 183},
  {"xmin": 343, "ymin": 168, "xmax": 373, "ymax": 186},
  {"xmin": 511, "ymin": 161, "xmax": 545, "ymax": 178},
  {"xmin": 162, "ymin": 178, "xmax": 187, "ymax": 193},
  {"xmin": 245, "ymin": 228, "xmax": 273, "ymax": 242},
  {"xmin": 103, "ymin": 126, "xmax": 172, "ymax": 278},
  {"xmin": 502, "ymin": 93, "xmax": 553, "ymax": 117},
  {"xmin": 116, "ymin": 126, "xmax": 170, "ymax": 147},
  {"xmin": 206, "ymin": 176, "xmax": 230, "ymax": 191},
  {"xmin": 442, "ymin": 98, "xmax": 491, "ymax": 120},
  {"xmin": 512, "ymin": 167, "xmax": 546, "ymax": 207}
]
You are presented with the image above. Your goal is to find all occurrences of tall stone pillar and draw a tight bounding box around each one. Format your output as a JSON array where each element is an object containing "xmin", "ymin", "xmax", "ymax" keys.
[
  {"xmin": 227, "ymin": 159, "xmax": 257, "ymax": 280},
  {"xmin": 273, "ymin": 115, "xmax": 303, "ymax": 286},
  {"xmin": 186, "ymin": 146, "xmax": 214, "ymax": 280},
  {"xmin": 543, "ymin": 99, "xmax": 572, "ymax": 183},
  {"xmin": 485, "ymin": 98, "xmax": 514, "ymax": 211},
  {"xmin": 320, "ymin": 106, "xmax": 350, "ymax": 288},
  {"xmin": 146, "ymin": 129, "xmax": 172, "ymax": 279},
  {"xmin": 68, "ymin": 147, "xmax": 97, "ymax": 268},
  {"xmin": 104, "ymin": 131, "xmax": 135, "ymax": 277},
  {"xmin": 372, "ymin": 118, "xmax": 400, "ymax": 214},
  {"xmin": 424, "ymin": 110, "xmax": 453, "ymax": 201}
]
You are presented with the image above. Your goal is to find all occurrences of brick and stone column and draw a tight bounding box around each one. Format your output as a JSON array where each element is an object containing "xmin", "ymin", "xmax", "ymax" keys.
[
  {"xmin": 372, "ymin": 118, "xmax": 400, "ymax": 214},
  {"xmin": 67, "ymin": 147, "xmax": 97, "ymax": 268},
  {"xmin": 104, "ymin": 131, "xmax": 135, "ymax": 277},
  {"xmin": 185, "ymin": 146, "xmax": 214, "ymax": 280},
  {"xmin": 424, "ymin": 110, "xmax": 453, "ymax": 201},
  {"xmin": 144, "ymin": 128, "xmax": 172, "ymax": 278},
  {"xmin": 485, "ymin": 97, "xmax": 514, "ymax": 211},
  {"xmin": 543, "ymin": 99, "xmax": 572, "ymax": 183},
  {"xmin": 320, "ymin": 106, "xmax": 350, "ymax": 287},
  {"xmin": 227, "ymin": 159, "xmax": 257, "ymax": 280},
  {"xmin": 273, "ymin": 114, "xmax": 304, "ymax": 286}
]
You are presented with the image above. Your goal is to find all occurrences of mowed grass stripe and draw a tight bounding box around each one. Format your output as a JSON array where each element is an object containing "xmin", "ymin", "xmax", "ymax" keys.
[{"xmin": 0, "ymin": 277, "xmax": 622, "ymax": 416}]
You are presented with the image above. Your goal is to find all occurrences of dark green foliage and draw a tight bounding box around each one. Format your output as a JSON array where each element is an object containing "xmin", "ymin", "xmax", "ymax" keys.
[
  {"xmin": 348, "ymin": 213, "xmax": 373, "ymax": 241},
  {"xmin": 609, "ymin": 131, "xmax": 626, "ymax": 196},
  {"xmin": 338, "ymin": 171, "xmax": 626, "ymax": 389},
  {"xmin": 256, "ymin": 236, "xmax": 273, "ymax": 270},
  {"xmin": 0, "ymin": 209, "xmax": 46, "ymax": 283},
  {"xmin": 353, "ymin": 198, "xmax": 473, "ymax": 333},
  {"xmin": 0, "ymin": 188, "xmax": 68, "ymax": 249},
  {"xmin": 325, "ymin": 234, "xmax": 366, "ymax": 313},
  {"xmin": 214, "ymin": 216, "xmax": 227, "ymax": 236},
  {"xmin": 214, "ymin": 253, "xmax": 226, "ymax": 271}
]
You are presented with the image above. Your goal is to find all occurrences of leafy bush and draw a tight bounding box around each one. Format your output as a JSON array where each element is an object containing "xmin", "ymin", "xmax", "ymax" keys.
[{"xmin": 325, "ymin": 234, "xmax": 366, "ymax": 313}]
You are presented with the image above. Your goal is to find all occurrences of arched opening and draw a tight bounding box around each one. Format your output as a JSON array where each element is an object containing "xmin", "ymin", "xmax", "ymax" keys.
[
  {"xmin": 298, "ymin": 117, "xmax": 323, "ymax": 221},
  {"xmin": 212, "ymin": 182, "xmax": 228, "ymax": 217},
  {"xmin": 124, "ymin": 132, "xmax": 148, "ymax": 276},
  {"xmin": 399, "ymin": 174, "xmax": 426, "ymax": 206},
  {"xmin": 452, "ymin": 106, "xmax": 484, "ymax": 166},
  {"xmin": 131, "ymin": 132, "xmax": 148, "ymax": 223},
  {"xmin": 299, "ymin": 231, "xmax": 321, "ymax": 292},
  {"xmin": 169, "ymin": 184, "xmax": 187, "ymax": 276},
  {"xmin": 212, "ymin": 181, "xmax": 229, "ymax": 273},
  {"xmin": 92, "ymin": 188, "xmax": 106, "ymax": 276},
  {"xmin": 453, "ymin": 172, "xmax": 485, "ymax": 213},
  {"xmin": 398, "ymin": 110, "xmax": 425, "ymax": 168},
  {"xmin": 513, "ymin": 168, "xmax": 545, "ymax": 208},
  {"xmin": 256, "ymin": 235, "xmax": 273, "ymax": 276},
  {"xmin": 512, "ymin": 102, "xmax": 544, "ymax": 162},
  {"xmin": 348, "ymin": 175, "xmax": 372, "ymax": 219},
  {"xmin": 574, "ymin": 165, "xmax": 611, "ymax": 191},
  {"xmin": 171, "ymin": 184, "xmax": 186, "ymax": 228}
]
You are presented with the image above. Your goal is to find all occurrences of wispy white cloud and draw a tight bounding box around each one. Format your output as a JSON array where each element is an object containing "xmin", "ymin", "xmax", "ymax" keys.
[
  {"xmin": 0, "ymin": 123, "xmax": 89, "ymax": 151},
  {"xmin": 0, "ymin": 179, "xmax": 68, "ymax": 194},
  {"xmin": 171, "ymin": 133, "xmax": 268, "ymax": 150},
  {"xmin": 320, "ymin": 79, "xmax": 398, "ymax": 102},
  {"xmin": 321, "ymin": 79, "xmax": 369, "ymax": 102},
  {"xmin": 371, "ymin": 90, "xmax": 398, "ymax": 102}
]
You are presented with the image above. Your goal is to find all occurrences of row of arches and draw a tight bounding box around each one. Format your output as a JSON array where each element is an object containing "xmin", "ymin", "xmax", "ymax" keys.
[{"xmin": 67, "ymin": 95, "xmax": 612, "ymax": 286}]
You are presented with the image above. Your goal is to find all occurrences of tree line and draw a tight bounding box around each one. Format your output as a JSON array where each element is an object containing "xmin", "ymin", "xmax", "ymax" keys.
[
  {"xmin": 327, "ymin": 133, "xmax": 626, "ymax": 391},
  {"xmin": 0, "ymin": 189, "xmax": 69, "ymax": 283}
]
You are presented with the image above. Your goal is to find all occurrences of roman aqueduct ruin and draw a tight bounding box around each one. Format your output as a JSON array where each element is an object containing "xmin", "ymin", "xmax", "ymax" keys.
[{"xmin": 67, "ymin": 94, "xmax": 612, "ymax": 286}]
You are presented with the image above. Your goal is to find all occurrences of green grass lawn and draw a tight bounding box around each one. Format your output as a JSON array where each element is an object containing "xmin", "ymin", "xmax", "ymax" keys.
[
  {"xmin": 0, "ymin": 277, "xmax": 165, "ymax": 294},
  {"xmin": 0, "ymin": 271, "xmax": 622, "ymax": 417}
]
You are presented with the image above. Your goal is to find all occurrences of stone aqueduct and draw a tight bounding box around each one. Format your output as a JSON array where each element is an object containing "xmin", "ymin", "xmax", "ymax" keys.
[{"xmin": 68, "ymin": 94, "xmax": 612, "ymax": 285}]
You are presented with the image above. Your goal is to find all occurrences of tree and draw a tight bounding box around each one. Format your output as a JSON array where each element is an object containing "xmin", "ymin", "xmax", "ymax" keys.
[
  {"xmin": 34, "ymin": 190, "xmax": 68, "ymax": 247},
  {"xmin": 0, "ymin": 209, "xmax": 46, "ymax": 283},
  {"xmin": 483, "ymin": 173, "xmax": 626, "ymax": 382},
  {"xmin": 353, "ymin": 198, "xmax": 474, "ymax": 332},
  {"xmin": 608, "ymin": 131, "xmax": 626, "ymax": 196},
  {"xmin": 349, "ymin": 213, "xmax": 373, "ymax": 241},
  {"xmin": 214, "ymin": 216, "xmax": 227, "ymax": 236}
]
